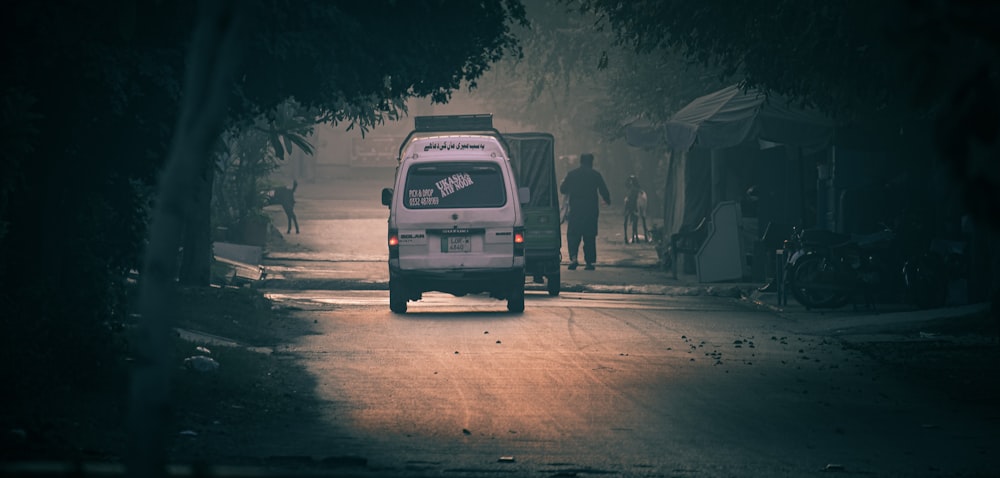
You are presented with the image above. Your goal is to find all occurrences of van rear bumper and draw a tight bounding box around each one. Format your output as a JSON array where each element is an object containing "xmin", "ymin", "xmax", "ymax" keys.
[{"xmin": 389, "ymin": 266, "xmax": 525, "ymax": 298}]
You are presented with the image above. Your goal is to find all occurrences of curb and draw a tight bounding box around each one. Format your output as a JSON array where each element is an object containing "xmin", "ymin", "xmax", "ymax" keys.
[{"xmin": 255, "ymin": 275, "xmax": 753, "ymax": 299}]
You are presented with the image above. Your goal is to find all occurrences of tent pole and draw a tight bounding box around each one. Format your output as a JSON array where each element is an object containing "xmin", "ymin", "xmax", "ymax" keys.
[
  {"xmin": 829, "ymin": 145, "xmax": 838, "ymax": 231},
  {"xmin": 797, "ymin": 146, "xmax": 807, "ymax": 228},
  {"xmin": 711, "ymin": 149, "xmax": 722, "ymax": 208}
]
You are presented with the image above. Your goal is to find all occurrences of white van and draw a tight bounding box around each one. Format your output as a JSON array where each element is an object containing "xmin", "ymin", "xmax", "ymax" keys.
[{"xmin": 380, "ymin": 114, "xmax": 528, "ymax": 313}]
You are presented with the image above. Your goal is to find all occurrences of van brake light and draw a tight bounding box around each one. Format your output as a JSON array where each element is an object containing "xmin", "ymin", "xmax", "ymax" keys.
[
  {"xmin": 513, "ymin": 227, "xmax": 525, "ymax": 257},
  {"xmin": 388, "ymin": 230, "xmax": 400, "ymax": 259}
]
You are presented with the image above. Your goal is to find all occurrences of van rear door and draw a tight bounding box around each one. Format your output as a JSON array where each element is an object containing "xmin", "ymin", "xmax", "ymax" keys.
[{"xmin": 395, "ymin": 162, "xmax": 516, "ymax": 269}]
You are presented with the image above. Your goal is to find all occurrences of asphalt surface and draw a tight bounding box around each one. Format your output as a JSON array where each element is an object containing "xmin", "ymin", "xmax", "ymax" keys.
[{"xmin": 242, "ymin": 174, "xmax": 1000, "ymax": 477}]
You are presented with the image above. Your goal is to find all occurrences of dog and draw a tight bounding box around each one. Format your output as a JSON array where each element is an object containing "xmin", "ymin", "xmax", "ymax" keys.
[
  {"xmin": 267, "ymin": 180, "xmax": 299, "ymax": 234},
  {"xmin": 623, "ymin": 175, "xmax": 650, "ymax": 244}
]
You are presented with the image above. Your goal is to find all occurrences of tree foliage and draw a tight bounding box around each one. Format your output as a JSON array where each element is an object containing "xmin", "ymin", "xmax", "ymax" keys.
[
  {"xmin": 475, "ymin": 0, "xmax": 724, "ymax": 151},
  {"xmin": 234, "ymin": 0, "xmax": 526, "ymax": 131},
  {"xmin": 573, "ymin": 0, "xmax": 908, "ymax": 124},
  {"xmin": 572, "ymin": 0, "xmax": 1000, "ymax": 223}
]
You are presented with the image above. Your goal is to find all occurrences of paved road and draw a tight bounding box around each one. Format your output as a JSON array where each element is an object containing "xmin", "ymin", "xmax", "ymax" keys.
[
  {"xmin": 253, "ymin": 173, "xmax": 998, "ymax": 477},
  {"xmin": 255, "ymin": 287, "xmax": 995, "ymax": 477}
]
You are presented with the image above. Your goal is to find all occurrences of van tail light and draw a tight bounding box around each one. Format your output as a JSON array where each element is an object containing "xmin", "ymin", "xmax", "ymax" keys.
[
  {"xmin": 388, "ymin": 229, "xmax": 400, "ymax": 259},
  {"xmin": 513, "ymin": 227, "xmax": 525, "ymax": 256}
]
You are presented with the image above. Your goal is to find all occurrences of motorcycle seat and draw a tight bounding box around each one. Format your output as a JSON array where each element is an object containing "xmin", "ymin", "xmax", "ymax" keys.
[{"xmin": 799, "ymin": 229, "xmax": 852, "ymax": 247}]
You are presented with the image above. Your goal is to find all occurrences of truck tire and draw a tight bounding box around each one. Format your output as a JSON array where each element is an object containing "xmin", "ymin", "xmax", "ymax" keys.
[
  {"xmin": 546, "ymin": 272, "xmax": 560, "ymax": 296},
  {"xmin": 507, "ymin": 282, "xmax": 525, "ymax": 313},
  {"xmin": 389, "ymin": 278, "xmax": 408, "ymax": 314}
]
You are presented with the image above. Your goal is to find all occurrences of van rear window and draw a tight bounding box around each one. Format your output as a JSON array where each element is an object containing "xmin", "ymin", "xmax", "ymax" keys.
[{"xmin": 403, "ymin": 162, "xmax": 507, "ymax": 209}]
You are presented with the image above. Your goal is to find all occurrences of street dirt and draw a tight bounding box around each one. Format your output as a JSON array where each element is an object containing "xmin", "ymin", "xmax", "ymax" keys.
[{"xmin": 841, "ymin": 311, "xmax": 1000, "ymax": 411}]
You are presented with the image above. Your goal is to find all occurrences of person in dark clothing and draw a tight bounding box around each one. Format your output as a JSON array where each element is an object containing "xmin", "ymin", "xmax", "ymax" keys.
[{"xmin": 560, "ymin": 153, "xmax": 611, "ymax": 270}]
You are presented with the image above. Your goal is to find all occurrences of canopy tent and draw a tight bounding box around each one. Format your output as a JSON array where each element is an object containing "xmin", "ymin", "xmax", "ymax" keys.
[
  {"xmin": 626, "ymin": 84, "xmax": 835, "ymax": 151},
  {"xmin": 626, "ymin": 85, "xmax": 836, "ymax": 281}
]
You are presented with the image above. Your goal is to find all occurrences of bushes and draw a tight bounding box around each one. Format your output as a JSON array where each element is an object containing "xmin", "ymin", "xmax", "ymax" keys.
[{"xmin": 0, "ymin": 273, "xmax": 133, "ymax": 404}]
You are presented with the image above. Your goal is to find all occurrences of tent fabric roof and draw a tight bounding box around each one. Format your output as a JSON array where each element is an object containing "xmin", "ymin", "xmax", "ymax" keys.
[{"xmin": 626, "ymin": 84, "xmax": 835, "ymax": 151}]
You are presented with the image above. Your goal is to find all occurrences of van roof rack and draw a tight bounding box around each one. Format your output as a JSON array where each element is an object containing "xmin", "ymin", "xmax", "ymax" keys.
[
  {"xmin": 397, "ymin": 114, "xmax": 509, "ymax": 161},
  {"xmin": 414, "ymin": 114, "xmax": 493, "ymax": 132}
]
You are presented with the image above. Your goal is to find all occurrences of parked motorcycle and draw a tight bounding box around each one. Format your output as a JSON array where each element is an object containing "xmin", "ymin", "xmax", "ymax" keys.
[{"xmin": 783, "ymin": 225, "xmax": 903, "ymax": 310}]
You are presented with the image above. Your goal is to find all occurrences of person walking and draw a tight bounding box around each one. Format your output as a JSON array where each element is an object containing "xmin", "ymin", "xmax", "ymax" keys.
[{"xmin": 560, "ymin": 153, "xmax": 611, "ymax": 270}]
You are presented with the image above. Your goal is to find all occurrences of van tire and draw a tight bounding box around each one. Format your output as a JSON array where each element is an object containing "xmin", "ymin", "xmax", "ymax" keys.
[
  {"xmin": 546, "ymin": 272, "xmax": 560, "ymax": 296},
  {"xmin": 507, "ymin": 283, "xmax": 525, "ymax": 313},
  {"xmin": 389, "ymin": 279, "xmax": 408, "ymax": 314}
]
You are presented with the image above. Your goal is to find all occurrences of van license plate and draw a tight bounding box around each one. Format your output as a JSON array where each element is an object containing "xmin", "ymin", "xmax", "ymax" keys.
[{"xmin": 443, "ymin": 236, "xmax": 471, "ymax": 253}]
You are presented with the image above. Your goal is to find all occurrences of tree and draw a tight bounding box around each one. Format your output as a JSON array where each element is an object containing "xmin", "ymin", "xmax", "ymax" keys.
[
  {"xmin": 127, "ymin": 2, "xmax": 246, "ymax": 474},
  {"xmin": 473, "ymin": 0, "xmax": 638, "ymax": 146},
  {"xmin": 130, "ymin": 2, "xmax": 528, "ymax": 475},
  {"xmin": 0, "ymin": 1, "xmax": 528, "ymax": 473}
]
